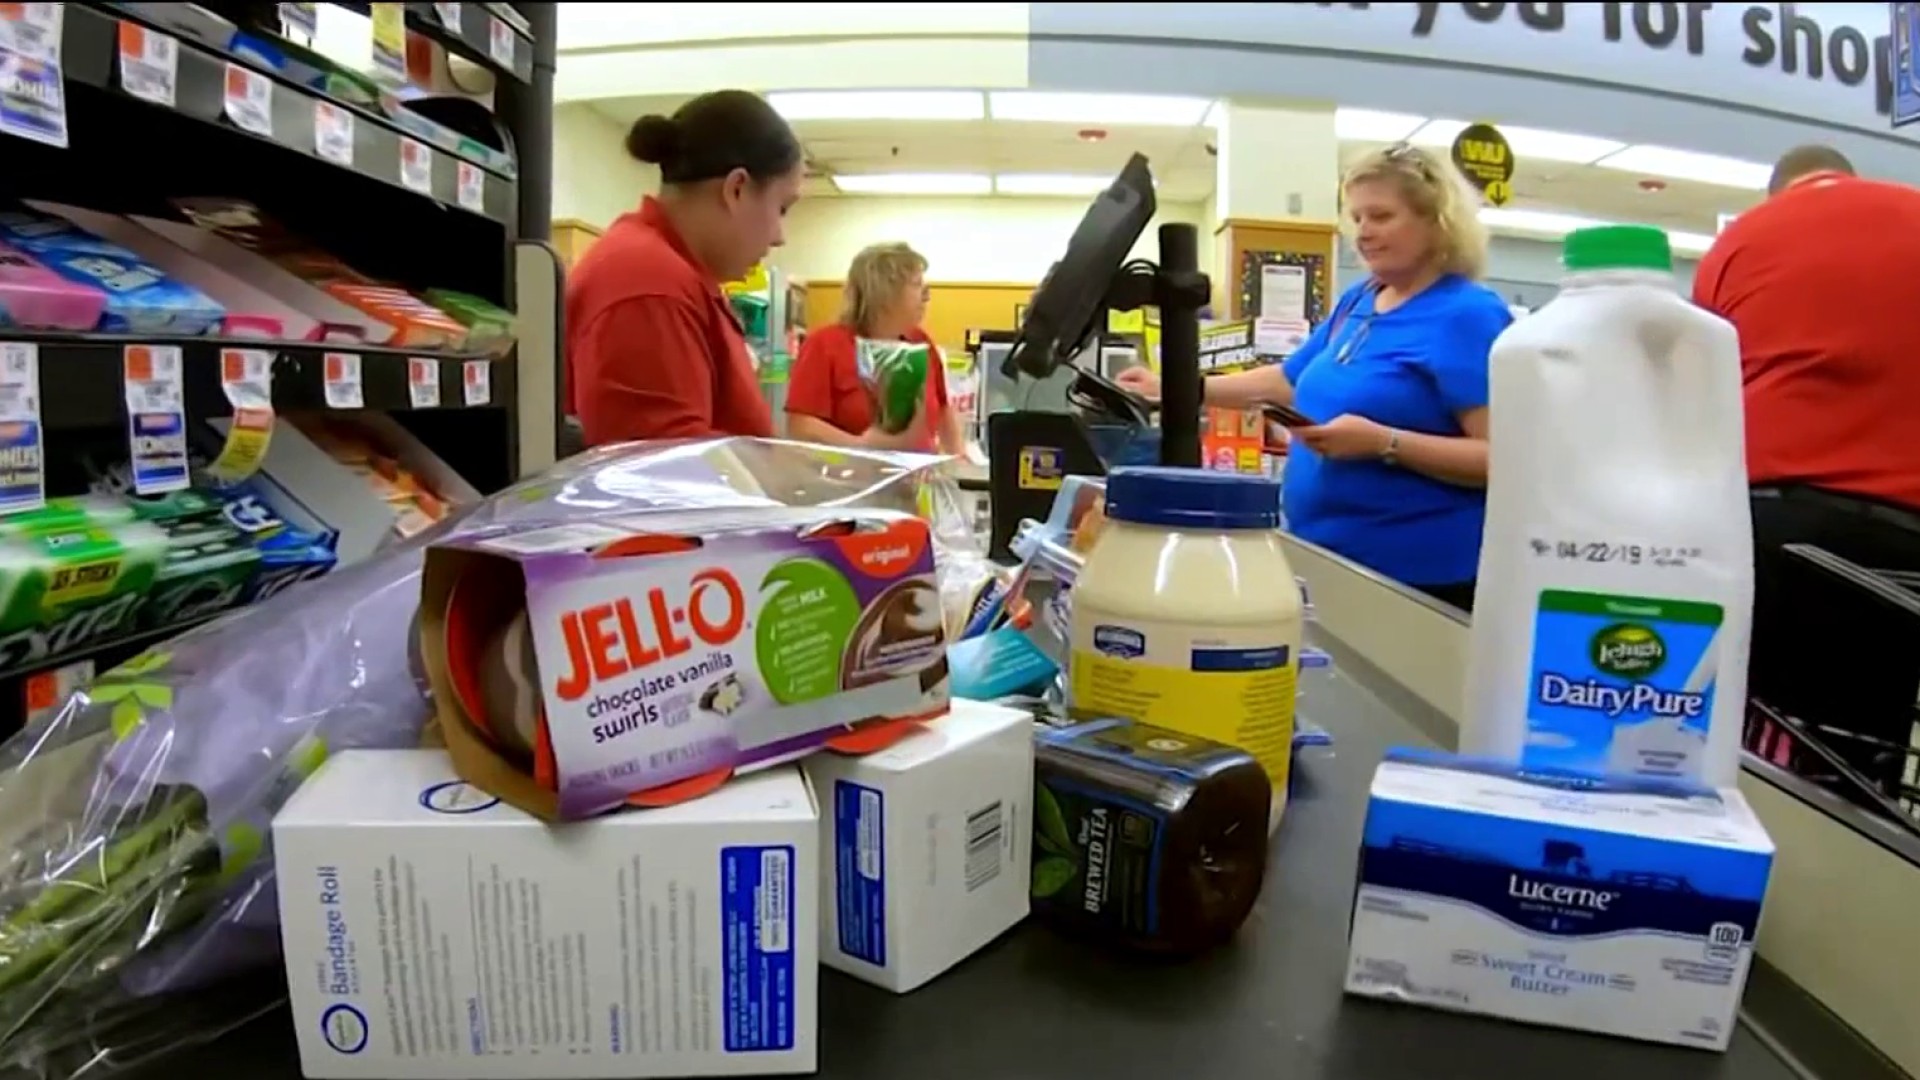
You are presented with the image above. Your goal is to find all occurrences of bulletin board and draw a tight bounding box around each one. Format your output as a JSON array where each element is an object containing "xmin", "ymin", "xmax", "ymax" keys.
[{"xmin": 1239, "ymin": 250, "xmax": 1330, "ymax": 324}]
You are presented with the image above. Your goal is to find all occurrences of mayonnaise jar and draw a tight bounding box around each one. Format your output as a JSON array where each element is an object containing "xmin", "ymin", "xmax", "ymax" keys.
[{"xmin": 1067, "ymin": 466, "xmax": 1304, "ymax": 830}]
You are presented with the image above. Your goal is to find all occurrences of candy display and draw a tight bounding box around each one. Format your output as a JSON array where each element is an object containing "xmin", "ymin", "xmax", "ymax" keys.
[
  {"xmin": 0, "ymin": 209, "xmax": 224, "ymax": 336},
  {"xmin": 0, "ymin": 239, "xmax": 107, "ymax": 331}
]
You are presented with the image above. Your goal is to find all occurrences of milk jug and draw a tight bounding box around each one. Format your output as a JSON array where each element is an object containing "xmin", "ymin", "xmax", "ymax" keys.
[{"xmin": 1461, "ymin": 225, "xmax": 1753, "ymax": 788}]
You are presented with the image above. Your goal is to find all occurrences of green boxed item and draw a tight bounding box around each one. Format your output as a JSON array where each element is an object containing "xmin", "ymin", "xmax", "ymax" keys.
[
  {"xmin": 0, "ymin": 521, "xmax": 169, "ymax": 636},
  {"xmin": 0, "ymin": 494, "xmax": 137, "ymax": 536},
  {"xmin": 121, "ymin": 488, "xmax": 225, "ymax": 527},
  {"xmin": 857, "ymin": 339, "xmax": 930, "ymax": 434},
  {"xmin": 426, "ymin": 289, "xmax": 517, "ymax": 357},
  {"xmin": 138, "ymin": 519, "xmax": 263, "ymax": 630}
]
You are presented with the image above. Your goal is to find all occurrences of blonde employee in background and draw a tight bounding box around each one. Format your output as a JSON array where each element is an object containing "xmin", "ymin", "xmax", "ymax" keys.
[
  {"xmin": 786, "ymin": 242, "xmax": 964, "ymax": 453},
  {"xmin": 1120, "ymin": 144, "xmax": 1510, "ymax": 610}
]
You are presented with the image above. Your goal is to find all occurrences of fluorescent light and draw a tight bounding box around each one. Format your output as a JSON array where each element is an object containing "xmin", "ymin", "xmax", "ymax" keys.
[
  {"xmin": 1478, "ymin": 207, "xmax": 1607, "ymax": 236},
  {"xmin": 767, "ymin": 90, "xmax": 984, "ymax": 122},
  {"xmin": 1596, "ymin": 145, "xmax": 1771, "ymax": 190},
  {"xmin": 832, "ymin": 173, "xmax": 992, "ymax": 196},
  {"xmin": 988, "ymin": 91, "xmax": 1213, "ymax": 126},
  {"xmin": 1667, "ymin": 231, "xmax": 1716, "ymax": 256},
  {"xmin": 1409, "ymin": 120, "xmax": 1624, "ymax": 165},
  {"xmin": 1717, "ymin": 212, "xmax": 1739, "ymax": 233},
  {"xmin": 1335, "ymin": 108, "xmax": 1427, "ymax": 142},
  {"xmin": 994, "ymin": 173, "xmax": 1113, "ymax": 196}
]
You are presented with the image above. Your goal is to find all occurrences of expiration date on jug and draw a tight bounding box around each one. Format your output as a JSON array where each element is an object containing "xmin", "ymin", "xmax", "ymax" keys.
[{"xmin": 1526, "ymin": 537, "xmax": 1701, "ymax": 569}]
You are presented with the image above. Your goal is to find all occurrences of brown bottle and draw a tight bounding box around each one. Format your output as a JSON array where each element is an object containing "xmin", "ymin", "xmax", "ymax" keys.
[{"xmin": 1031, "ymin": 718, "xmax": 1271, "ymax": 954}]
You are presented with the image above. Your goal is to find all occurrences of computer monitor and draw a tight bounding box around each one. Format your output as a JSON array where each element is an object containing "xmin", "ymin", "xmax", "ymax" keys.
[{"xmin": 1004, "ymin": 153, "xmax": 1156, "ymax": 380}]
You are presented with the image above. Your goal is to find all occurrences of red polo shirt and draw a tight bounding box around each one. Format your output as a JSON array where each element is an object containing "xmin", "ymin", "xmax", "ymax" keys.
[
  {"xmin": 1693, "ymin": 173, "xmax": 1920, "ymax": 510},
  {"xmin": 563, "ymin": 198, "xmax": 772, "ymax": 446},
  {"xmin": 786, "ymin": 323, "xmax": 948, "ymax": 450}
]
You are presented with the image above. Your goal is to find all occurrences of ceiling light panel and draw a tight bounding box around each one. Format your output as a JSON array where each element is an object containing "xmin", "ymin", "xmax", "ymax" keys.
[
  {"xmin": 1666, "ymin": 231, "xmax": 1717, "ymax": 256},
  {"xmin": 768, "ymin": 90, "xmax": 984, "ymax": 122},
  {"xmin": 1409, "ymin": 120, "xmax": 1624, "ymax": 164},
  {"xmin": 994, "ymin": 173, "xmax": 1114, "ymax": 196},
  {"xmin": 1478, "ymin": 207, "xmax": 1607, "ymax": 236},
  {"xmin": 1334, "ymin": 108, "xmax": 1427, "ymax": 142},
  {"xmin": 832, "ymin": 173, "xmax": 993, "ymax": 196},
  {"xmin": 1596, "ymin": 145, "xmax": 1771, "ymax": 190},
  {"xmin": 988, "ymin": 91, "xmax": 1214, "ymax": 126}
]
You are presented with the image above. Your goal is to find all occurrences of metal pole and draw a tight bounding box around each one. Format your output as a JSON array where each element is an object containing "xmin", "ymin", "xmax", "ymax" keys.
[{"xmin": 1155, "ymin": 222, "xmax": 1203, "ymax": 468}]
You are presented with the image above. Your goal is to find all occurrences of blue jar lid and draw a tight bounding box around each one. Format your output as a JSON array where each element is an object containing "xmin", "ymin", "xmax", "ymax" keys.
[{"xmin": 1104, "ymin": 466, "xmax": 1280, "ymax": 530}]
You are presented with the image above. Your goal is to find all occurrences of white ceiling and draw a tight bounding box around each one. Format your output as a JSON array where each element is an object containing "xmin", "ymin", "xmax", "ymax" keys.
[{"xmin": 586, "ymin": 95, "xmax": 1766, "ymax": 242}]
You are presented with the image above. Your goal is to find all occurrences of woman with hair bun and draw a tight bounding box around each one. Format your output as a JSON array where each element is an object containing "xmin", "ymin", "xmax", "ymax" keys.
[
  {"xmin": 564, "ymin": 90, "xmax": 805, "ymax": 445},
  {"xmin": 1119, "ymin": 143, "xmax": 1510, "ymax": 609}
]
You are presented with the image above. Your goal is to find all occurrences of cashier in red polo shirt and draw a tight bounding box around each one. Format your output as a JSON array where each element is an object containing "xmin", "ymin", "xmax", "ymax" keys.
[
  {"xmin": 564, "ymin": 90, "xmax": 803, "ymax": 445},
  {"xmin": 786, "ymin": 242, "xmax": 956, "ymax": 453},
  {"xmin": 1693, "ymin": 144, "xmax": 1920, "ymax": 721}
]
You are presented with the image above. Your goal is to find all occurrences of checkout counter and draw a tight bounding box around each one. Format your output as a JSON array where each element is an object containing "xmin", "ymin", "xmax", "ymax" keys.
[
  {"xmin": 130, "ymin": 151, "xmax": 1917, "ymax": 1080},
  {"xmin": 137, "ymin": 535, "xmax": 1907, "ymax": 1080}
]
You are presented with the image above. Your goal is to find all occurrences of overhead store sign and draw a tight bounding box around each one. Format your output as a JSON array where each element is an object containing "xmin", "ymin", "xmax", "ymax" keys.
[
  {"xmin": 1028, "ymin": 2, "xmax": 1909, "ymax": 141},
  {"xmin": 1449, "ymin": 122, "xmax": 1514, "ymax": 206}
]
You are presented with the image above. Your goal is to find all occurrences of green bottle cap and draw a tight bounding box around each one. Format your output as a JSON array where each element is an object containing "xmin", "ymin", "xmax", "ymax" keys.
[{"xmin": 1562, "ymin": 224, "xmax": 1672, "ymax": 272}]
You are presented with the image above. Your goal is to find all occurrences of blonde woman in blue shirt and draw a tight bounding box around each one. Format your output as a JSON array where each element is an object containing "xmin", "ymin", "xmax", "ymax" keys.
[{"xmin": 1121, "ymin": 144, "xmax": 1510, "ymax": 610}]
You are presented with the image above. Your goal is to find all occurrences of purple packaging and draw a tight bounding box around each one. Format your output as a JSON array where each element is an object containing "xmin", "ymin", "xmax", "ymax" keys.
[{"xmin": 422, "ymin": 507, "xmax": 952, "ymax": 820}]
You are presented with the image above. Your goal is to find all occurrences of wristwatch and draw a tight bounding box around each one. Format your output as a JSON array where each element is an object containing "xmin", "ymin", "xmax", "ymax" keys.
[{"xmin": 1380, "ymin": 428, "xmax": 1401, "ymax": 467}]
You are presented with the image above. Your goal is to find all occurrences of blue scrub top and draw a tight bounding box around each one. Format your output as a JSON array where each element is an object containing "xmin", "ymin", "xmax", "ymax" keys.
[{"xmin": 1281, "ymin": 274, "xmax": 1511, "ymax": 587}]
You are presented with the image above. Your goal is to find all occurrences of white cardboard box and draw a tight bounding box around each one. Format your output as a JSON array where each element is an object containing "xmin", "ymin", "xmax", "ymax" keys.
[
  {"xmin": 1344, "ymin": 749, "xmax": 1774, "ymax": 1052},
  {"xmin": 274, "ymin": 750, "xmax": 818, "ymax": 1078},
  {"xmin": 801, "ymin": 699, "xmax": 1033, "ymax": 993}
]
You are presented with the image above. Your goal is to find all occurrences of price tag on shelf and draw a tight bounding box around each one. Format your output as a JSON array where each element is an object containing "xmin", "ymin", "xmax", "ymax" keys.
[
  {"xmin": 0, "ymin": 3, "xmax": 68, "ymax": 148},
  {"xmin": 117, "ymin": 23, "xmax": 178, "ymax": 109},
  {"xmin": 369, "ymin": 3, "xmax": 407, "ymax": 86},
  {"xmin": 24, "ymin": 658, "xmax": 93, "ymax": 727},
  {"xmin": 408, "ymin": 358, "xmax": 441, "ymax": 408},
  {"xmin": 122, "ymin": 345, "xmax": 188, "ymax": 496},
  {"xmin": 207, "ymin": 348, "xmax": 275, "ymax": 484},
  {"xmin": 223, "ymin": 62, "xmax": 273, "ymax": 138},
  {"xmin": 434, "ymin": 3, "xmax": 462, "ymax": 34},
  {"xmin": 314, "ymin": 100, "xmax": 353, "ymax": 165},
  {"xmin": 462, "ymin": 360, "xmax": 491, "ymax": 406},
  {"xmin": 400, "ymin": 138, "xmax": 432, "ymax": 194},
  {"xmin": 323, "ymin": 352, "xmax": 363, "ymax": 409},
  {"xmin": 0, "ymin": 342, "xmax": 45, "ymax": 515},
  {"xmin": 456, "ymin": 162, "xmax": 485, "ymax": 213},
  {"xmin": 488, "ymin": 16, "xmax": 516, "ymax": 68}
]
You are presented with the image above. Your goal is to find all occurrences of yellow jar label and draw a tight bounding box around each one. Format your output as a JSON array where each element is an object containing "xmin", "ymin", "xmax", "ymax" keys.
[{"xmin": 1069, "ymin": 627, "xmax": 1297, "ymax": 789}]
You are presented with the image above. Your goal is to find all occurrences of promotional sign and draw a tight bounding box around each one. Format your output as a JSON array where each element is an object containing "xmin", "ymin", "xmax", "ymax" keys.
[{"xmin": 1449, "ymin": 122, "xmax": 1515, "ymax": 207}]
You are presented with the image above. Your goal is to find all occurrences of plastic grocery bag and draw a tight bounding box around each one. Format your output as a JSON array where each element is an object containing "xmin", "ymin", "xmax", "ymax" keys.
[{"xmin": 0, "ymin": 437, "xmax": 955, "ymax": 1079}]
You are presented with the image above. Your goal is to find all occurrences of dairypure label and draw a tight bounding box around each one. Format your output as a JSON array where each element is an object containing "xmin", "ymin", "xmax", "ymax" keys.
[{"xmin": 1522, "ymin": 589, "xmax": 1722, "ymax": 780}]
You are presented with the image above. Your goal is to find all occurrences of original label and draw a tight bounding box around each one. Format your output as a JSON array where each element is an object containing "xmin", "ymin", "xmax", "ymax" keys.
[
  {"xmin": 833, "ymin": 780, "xmax": 887, "ymax": 967},
  {"xmin": 1523, "ymin": 589, "xmax": 1723, "ymax": 780},
  {"xmin": 1070, "ymin": 614, "xmax": 1297, "ymax": 789},
  {"xmin": 521, "ymin": 528, "xmax": 943, "ymax": 817},
  {"xmin": 720, "ymin": 845, "xmax": 796, "ymax": 1052}
]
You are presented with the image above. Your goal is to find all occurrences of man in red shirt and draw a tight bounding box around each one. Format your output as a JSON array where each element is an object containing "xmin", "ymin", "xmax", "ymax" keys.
[{"xmin": 1693, "ymin": 144, "xmax": 1920, "ymax": 738}]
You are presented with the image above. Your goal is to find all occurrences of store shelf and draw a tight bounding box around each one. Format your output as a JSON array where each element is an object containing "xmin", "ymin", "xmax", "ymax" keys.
[
  {"xmin": 63, "ymin": 3, "xmax": 518, "ymax": 224},
  {"xmin": 0, "ymin": 332, "xmax": 514, "ymax": 428}
]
